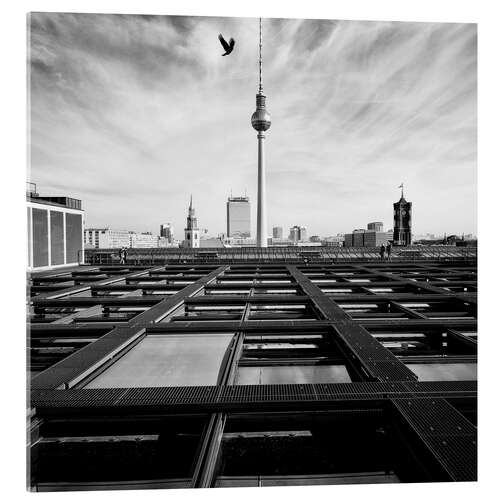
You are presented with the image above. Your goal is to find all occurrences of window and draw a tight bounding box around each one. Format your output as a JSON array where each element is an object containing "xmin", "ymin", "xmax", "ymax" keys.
[
  {"xmin": 31, "ymin": 416, "xmax": 206, "ymax": 490},
  {"xmin": 85, "ymin": 334, "xmax": 233, "ymax": 388},
  {"xmin": 406, "ymin": 362, "xmax": 477, "ymax": 381},
  {"xmin": 214, "ymin": 412, "xmax": 410, "ymax": 487},
  {"xmin": 235, "ymin": 365, "xmax": 351, "ymax": 385}
]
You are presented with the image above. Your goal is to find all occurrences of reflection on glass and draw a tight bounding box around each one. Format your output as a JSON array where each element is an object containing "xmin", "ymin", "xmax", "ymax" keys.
[
  {"xmin": 31, "ymin": 417, "xmax": 206, "ymax": 490},
  {"xmin": 215, "ymin": 416, "xmax": 402, "ymax": 487},
  {"xmin": 408, "ymin": 362, "xmax": 477, "ymax": 381},
  {"xmin": 235, "ymin": 365, "xmax": 351, "ymax": 385},
  {"xmin": 85, "ymin": 334, "xmax": 233, "ymax": 388}
]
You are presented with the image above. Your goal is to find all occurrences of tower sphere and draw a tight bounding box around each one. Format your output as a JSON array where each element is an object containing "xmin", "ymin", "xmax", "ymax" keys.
[{"xmin": 251, "ymin": 108, "xmax": 271, "ymax": 131}]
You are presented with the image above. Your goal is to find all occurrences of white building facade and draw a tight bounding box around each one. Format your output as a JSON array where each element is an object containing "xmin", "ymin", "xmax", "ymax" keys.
[{"xmin": 28, "ymin": 193, "xmax": 84, "ymax": 271}]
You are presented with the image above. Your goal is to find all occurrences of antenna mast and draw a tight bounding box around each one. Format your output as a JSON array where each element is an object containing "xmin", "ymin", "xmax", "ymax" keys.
[{"xmin": 258, "ymin": 17, "xmax": 263, "ymax": 94}]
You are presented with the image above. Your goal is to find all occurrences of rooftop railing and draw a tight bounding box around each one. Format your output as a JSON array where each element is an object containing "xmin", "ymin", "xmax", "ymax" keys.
[{"xmin": 82, "ymin": 245, "xmax": 477, "ymax": 266}]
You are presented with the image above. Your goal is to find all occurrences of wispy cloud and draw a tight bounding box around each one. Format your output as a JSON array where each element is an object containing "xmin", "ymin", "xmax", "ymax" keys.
[{"xmin": 29, "ymin": 13, "xmax": 476, "ymax": 236}]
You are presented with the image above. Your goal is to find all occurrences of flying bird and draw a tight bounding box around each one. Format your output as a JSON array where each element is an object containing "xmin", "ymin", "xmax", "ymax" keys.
[{"xmin": 218, "ymin": 34, "xmax": 235, "ymax": 56}]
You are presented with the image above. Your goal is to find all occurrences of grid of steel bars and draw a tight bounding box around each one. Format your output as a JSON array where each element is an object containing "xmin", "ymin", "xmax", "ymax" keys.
[{"xmin": 28, "ymin": 258, "xmax": 477, "ymax": 489}]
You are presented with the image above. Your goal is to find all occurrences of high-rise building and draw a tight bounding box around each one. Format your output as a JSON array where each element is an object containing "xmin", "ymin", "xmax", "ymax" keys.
[
  {"xmin": 289, "ymin": 226, "xmax": 307, "ymax": 243},
  {"xmin": 272, "ymin": 226, "xmax": 283, "ymax": 239},
  {"xmin": 367, "ymin": 222, "xmax": 384, "ymax": 232},
  {"xmin": 251, "ymin": 18, "xmax": 271, "ymax": 247},
  {"xmin": 393, "ymin": 185, "xmax": 412, "ymax": 246},
  {"xmin": 353, "ymin": 230, "xmax": 365, "ymax": 247},
  {"xmin": 160, "ymin": 223, "xmax": 174, "ymax": 243},
  {"xmin": 226, "ymin": 196, "xmax": 251, "ymax": 238},
  {"xmin": 288, "ymin": 226, "xmax": 299, "ymax": 243},
  {"xmin": 183, "ymin": 195, "xmax": 200, "ymax": 248}
]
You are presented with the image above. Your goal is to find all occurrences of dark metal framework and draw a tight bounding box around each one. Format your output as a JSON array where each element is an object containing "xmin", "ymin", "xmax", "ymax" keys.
[
  {"xmin": 28, "ymin": 257, "xmax": 477, "ymax": 490},
  {"xmin": 82, "ymin": 245, "xmax": 477, "ymax": 266}
]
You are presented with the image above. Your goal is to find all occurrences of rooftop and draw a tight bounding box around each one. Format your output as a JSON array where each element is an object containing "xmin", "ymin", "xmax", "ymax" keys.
[{"xmin": 28, "ymin": 252, "xmax": 476, "ymax": 490}]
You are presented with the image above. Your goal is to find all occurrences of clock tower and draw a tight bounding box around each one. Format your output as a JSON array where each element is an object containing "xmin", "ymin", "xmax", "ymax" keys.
[{"xmin": 393, "ymin": 184, "xmax": 412, "ymax": 246}]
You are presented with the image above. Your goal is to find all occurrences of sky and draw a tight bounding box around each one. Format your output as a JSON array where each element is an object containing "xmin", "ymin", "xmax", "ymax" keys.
[{"xmin": 29, "ymin": 13, "xmax": 477, "ymax": 238}]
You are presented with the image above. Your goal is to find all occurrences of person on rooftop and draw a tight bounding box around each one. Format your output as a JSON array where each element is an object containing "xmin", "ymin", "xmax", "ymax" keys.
[{"xmin": 379, "ymin": 244, "xmax": 386, "ymax": 261}]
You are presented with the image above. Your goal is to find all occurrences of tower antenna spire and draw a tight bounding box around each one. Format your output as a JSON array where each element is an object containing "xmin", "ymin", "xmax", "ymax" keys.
[{"xmin": 258, "ymin": 17, "xmax": 263, "ymax": 94}]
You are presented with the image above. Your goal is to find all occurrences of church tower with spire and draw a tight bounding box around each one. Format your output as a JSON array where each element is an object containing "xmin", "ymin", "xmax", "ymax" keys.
[
  {"xmin": 393, "ymin": 184, "xmax": 412, "ymax": 246},
  {"xmin": 183, "ymin": 195, "xmax": 200, "ymax": 248}
]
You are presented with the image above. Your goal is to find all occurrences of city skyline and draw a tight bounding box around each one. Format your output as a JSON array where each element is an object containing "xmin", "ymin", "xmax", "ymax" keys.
[{"xmin": 29, "ymin": 14, "xmax": 476, "ymax": 236}]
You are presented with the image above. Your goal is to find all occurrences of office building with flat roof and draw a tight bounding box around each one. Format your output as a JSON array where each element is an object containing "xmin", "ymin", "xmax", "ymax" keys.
[
  {"xmin": 367, "ymin": 222, "xmax": 384, "ymax": 232},
  {"xmin": 160, "ymin": 223, "xmax": 174, "ymax": 243},
  {"xmin": 226, "ymin": 196, "xmax": 251, "ymax": 238},
  {"xmin": 344, "ymin": 230, "xmax": 392, "ymax": 248},
  {"xmin": 85, "ymin": 228, "xmax": 130, "ymax": 249},
  {"xmin": 289, "ymin": 226, "xmax": 307, "ymax": 243}
]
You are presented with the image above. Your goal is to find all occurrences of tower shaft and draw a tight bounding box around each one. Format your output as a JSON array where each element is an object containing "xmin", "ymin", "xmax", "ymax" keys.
[{"xmin": 256, "ymin": 131, "xmax": 267, "ymax": 247}]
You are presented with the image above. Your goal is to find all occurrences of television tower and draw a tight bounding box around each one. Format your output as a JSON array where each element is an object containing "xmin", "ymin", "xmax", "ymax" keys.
[{"xmin": 251, "ymin": 17, "xmax": 271, "ymax": 247}]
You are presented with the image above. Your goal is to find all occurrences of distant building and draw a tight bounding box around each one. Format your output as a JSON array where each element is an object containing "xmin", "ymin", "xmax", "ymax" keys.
[
  {"xmin": 270, "ymin": 238, "xmax": 291, "ymax": 247},
  {"xmin": 367, "ymin": 222, "xmax": 384, "ymax": 232},
  {"xmin": 225, "ymin": 237, "xmax": 255, "ymax": 247},
  {"xmin": 309, "ymin": 235, "xmax": 321, "ymax": 243},
  {"xmin": 85, "ymin": 228, "xmax": 130, "ymax": 249},
  {"xmin": 200, "ymin": 237, "xmax": 227, "ymax": 248},
  {"xmin": 27, "ymin": 183, "xmax": 84, "ymax": 270},
  {"xmin": 160, "ymin": 223, "xmax": 174, "ymax": 243},
  {"xmin": 130, "ymin": 232, "xmax": 158, "ymax": 248},
  {"xmin": 344, "ymin": 230, "xmax": 392, "ymax": 248},
  {"xmin": 456, "ymin": 239, "xmax": 477, "ymax": 247},
  {"xmin": 393, "ymin": 187, "xmax": 412, "ymax": 246},
  {"xmin": 273, "ymin": 226, "xmax": 283, "ymax": 239},
  {"xmin": 226, "ymin": 196, "xmax": 251, "ymax": 238},
  {"xmin": 85, "ymin": 228, "xmax": 173, "ymax": 249},
  {"xmin": 321, "ymin": 235, "xmax": 344, "ymax": 247},
  {"xmin": 289, "ymin": 226, "xmax": 307, "ymax": 243},
  {"xmin": 157, "ymin": 237, "xmax": 171, "ymax": 248},
  {"xmin": 183, "ymin": 196, "xmax": 200, "ymax": 248}
]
